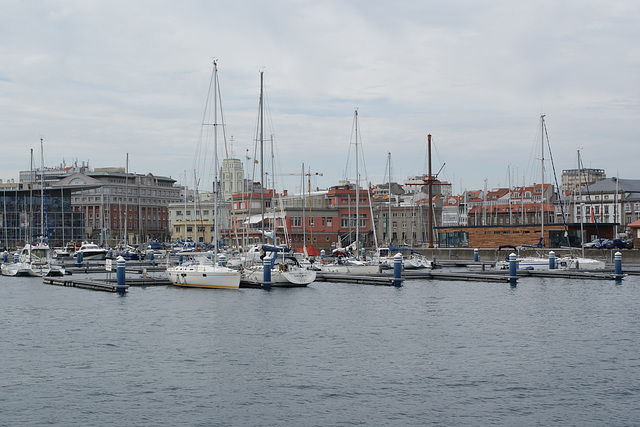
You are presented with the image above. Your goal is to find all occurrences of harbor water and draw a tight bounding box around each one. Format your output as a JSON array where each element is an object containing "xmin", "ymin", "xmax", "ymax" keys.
[{"xmin": 1, "ymin": 273, "xmax": 639, "ymax": 426}]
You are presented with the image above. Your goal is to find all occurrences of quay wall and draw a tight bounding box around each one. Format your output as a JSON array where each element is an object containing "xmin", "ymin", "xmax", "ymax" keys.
[{"xmin": 408, "ymin": 248, "xmax": 640, "ymax": 265}]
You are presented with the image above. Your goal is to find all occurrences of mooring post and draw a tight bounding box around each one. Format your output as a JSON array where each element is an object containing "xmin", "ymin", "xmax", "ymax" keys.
[
  {"xmin": 3, "ymin": 251, "xmax": 8, "ymax": 263},
  {"xmin": 218, "ymin": 253, "xmax": 226, "ymax": 267},
  {"xmin": 116, "ymin": 255, "xmax": 127, "ymax": 293},
  {"xmin": 509, "ymin": 253, "xmax": 517, "ymax": 286},
  {"xmin": 263, "ymin": 255, "xmax": 272, "ymax": 289},
  {"xmin": 178, "ymin": 254, "xmax": 183, "ymax": 264},
  {"xmin": 549, "ymin": 251, "xmax": 556, "ymax": 270},
  {"xmin": 76, "ymin": 251, "xmax": 83, "ymax": 267},
  {"xmin": 615, "ymin": 251, "xmax": 623, "ymax": 281},
  {"xmin": 393, "ymin": 252, "xmax": 403, "ymax": 287},
  {"xmin": 474, "ymin": 248, "xmax": 479, "ymax": 263},
  {"xmin": 149, "ymin": 251, "xmax": 154, "ymax": 262}
]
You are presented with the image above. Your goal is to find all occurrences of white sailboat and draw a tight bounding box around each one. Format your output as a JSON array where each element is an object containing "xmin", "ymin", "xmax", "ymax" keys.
[
  {"xmin": 241, "ymin": 247, "xmax": 317, "ymax": 287},
  {"xmin": 319, "ymin": 109, "xmax": 380, "ymax": 275},
  {"xmin": 239, "ymin": 71, "xmax": 316, "ymax": 286},
  {"xmin": 556, "ymin": 149, "xmax": 606, "ymax": 270},
  {"xmin": 498, "ymin": 116, "xmax": 605, "ymax": 271},
  {"xmin": 166, "ymin": 60, "xmax": 240, "ymax": 289}
]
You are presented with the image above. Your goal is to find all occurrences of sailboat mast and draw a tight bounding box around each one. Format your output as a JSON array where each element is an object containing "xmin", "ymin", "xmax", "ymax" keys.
[
  {"xmin": 40, "ymin": 138, "xmax": 45, "ymax": 242},
  {"xmin": 578, "ymin": 149, "xmax": 584, "ymax": 257},
  {"xmin": 260, "ymin": 71, "xmax": 265, "ymax": 245},
  {"xmin": 125, "ymin": 152, "xmax": 129, "ymax": 246},
  {"xmin": 354, "ymin": 109, "xmax": 359, "ymax": 255},
  {"xmin": 388, "ymin": 152, "xmax": 391, "ymax": 244},
  {"xmin": 427, "ymin": 134, "xmax": 434, "ymax": 248},
  {"xmin": 540, "ymin": 115, "xmax": 545, "ymax": 246},
  {"xmin": 301, "ymin": 163, "xmax": 306, "ymax": 250},
  {"xmin": 213, "ymin": 60, "xmax": 219, "ymax": 262}
]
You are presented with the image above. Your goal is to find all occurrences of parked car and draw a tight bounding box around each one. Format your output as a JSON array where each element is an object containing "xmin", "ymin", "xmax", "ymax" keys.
[
  {"xmin": 604, "ymin": 238, "xmax": 627, "ymax": 249},
  {"xmin": 624, "ymin": 239, "xmax": 634, "ymax": 249},
  {"xmin": 584, "ymin": 238, "xmax": 607, "ymax": 248}
]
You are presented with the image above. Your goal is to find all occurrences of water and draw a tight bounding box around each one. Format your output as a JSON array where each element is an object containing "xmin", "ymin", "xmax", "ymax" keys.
[{"xmin": 1, "ymin": 272, "xmax": 639, "ymax": 426}]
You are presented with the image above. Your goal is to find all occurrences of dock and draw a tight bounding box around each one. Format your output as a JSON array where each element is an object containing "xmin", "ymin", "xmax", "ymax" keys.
[
  {"xmin": 43, "ymin": 275, "xmax": 171, "ymax": 292},
  {"xmin": 43, "ymin": 276, "xmax": 129, "ymax": 292},
  {"xmin": 38, "ymin": 260, "xmax": 631, "ymax": 293},
  {"xmin": 315, "ymin": 272, "xmax": 403, "ymax": 286}
]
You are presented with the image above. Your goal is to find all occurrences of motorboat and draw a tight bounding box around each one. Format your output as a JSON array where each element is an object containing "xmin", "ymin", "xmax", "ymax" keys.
[
  {"xmin": 1, "ymin": 242, "xmax": 65, "ymax": 277},
  {"xmin": 73, "ymin": 242, "xmax": 109, "ymax": 261}
]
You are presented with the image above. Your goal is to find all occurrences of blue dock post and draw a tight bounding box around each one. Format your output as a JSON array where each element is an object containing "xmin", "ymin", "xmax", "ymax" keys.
[
  {"xmin": 393, "ymin": 253, "xmax": 403, "ymax": 287},
  {"xmin": 149, "ymin": 251, "xmax": 154, "ymax": 262},
  {"xmin": 13, "ymin": 252, "xmax": 19, "ymax": 263},
  {"xmin": 263, "ymin": 255, "xmax": 272, "ymax": 289},
  {"xmin": 549, "ymin": 251, "xmax": 556, "ymax": 270},
  {"xmin": 321, "ymin": 249, "xmax": 325, "ymax": 261},
  {"xmin": 178, "ymin": 254, "xmax": 183, "ymax": 264},
  {"xmin": 509, "ymin": 253, "xmax": 517, "ymax": 286},
  {"xmin": 116, "ymin": 255, "xmax": 127, "ymax": 293},
  {"xmin": 76, "ymin": 251, "xmax": 83, "ymax": 267},
  {"xmin": 614, "ymin": 251, "xmax": 623, "ymax": 281},
  {"xmin": 3, "ymin": 252, "xmax": 8, "ymax": 263},
  {"xmin": 219, "ymin": 254, "xmax": 226, "ymax": 267},
  {"xmin": 474, "ymin": 248, "xmax": 479, "ymax": 262}
]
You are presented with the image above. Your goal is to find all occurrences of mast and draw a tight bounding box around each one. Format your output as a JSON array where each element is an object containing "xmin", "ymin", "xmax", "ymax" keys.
[
  {"xmin": 29, "ymin": 148, "xmax": 33, "ymax": 253},
  {"xmin": 427, "ymin": 134, "xmax": 434, "ymax": 248},
  {"xmin": 387, "ymin": 152, "xmax": 391, "ymax": 244},
  {"xmin": 213, "ymin": 59, "xmax": 220, "ymax": 262},
  {"xmin": 301, "ymin": 163, "xmax": 306, "ymax": 252},
  {"xmin": 540, "ymin": 114, "xmax": 545, "ymax": 246},
  {"xmin": 354, "ymin": 109, "xmax": 359, "ymax": 255},
  {"xmin": 125, "ymin": 152, "xmax": 129, "ymax": 246},
  {"xmin": 40, "ymin": 138, "xmax": 45, "ymax": 242},
  {"xmin": 259, "ymin": 71, "xmax": 265, "ymax": 245},
  {"xmin": 578, "ymin": 149, "xmax": 585, "ymax": 257}
]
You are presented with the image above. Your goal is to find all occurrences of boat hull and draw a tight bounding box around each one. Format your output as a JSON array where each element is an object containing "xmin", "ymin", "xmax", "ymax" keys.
[
  {"xmin": 319, "ymin": 264, "xmax": 381, "ymax": 274},
  {"xmin": 243, "ymin": 267, "xmax": 317, "ymax": 287},
  {"xmin": 166, "ymin": 265, "xmax": 240, "ymax": 289}
]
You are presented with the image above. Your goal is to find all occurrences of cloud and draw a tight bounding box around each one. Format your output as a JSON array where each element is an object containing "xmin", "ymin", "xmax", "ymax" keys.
[{"xmin": 1, "ymin": 0, "xmax": 638, "ymax": 193}]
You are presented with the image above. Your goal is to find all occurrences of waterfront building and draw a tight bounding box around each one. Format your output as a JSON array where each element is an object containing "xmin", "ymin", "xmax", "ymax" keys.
[
  {"xmin": 168, "ymin": 192, "xmax": 232, "ymax": 246},
  {"xmin": 54, "ymin": 169, "xmax": 180, "ymax": 245},
  {"xmin": 276, "ymin": 188, "xmax": 338, "ymax": 251},
  {"xmin": 570, "ymin": 177, "xmax": 640, "ymax": 238},
  {"xmin": 0, "ymin": 184, "xmax": 82, "ymax": 250},
  {"xmin": 221, "ymin": 158, "xmax": 244, "ymax": 202},
  {"xmin": 561, "ymin": 168, "xmax": 606, "ymax": 193}
]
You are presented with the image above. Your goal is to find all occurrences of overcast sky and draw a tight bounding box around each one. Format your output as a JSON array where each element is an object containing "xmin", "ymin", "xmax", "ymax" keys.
[{"xmin": 1, "ymin": 0, "xmax": 638, "ymax": 194}]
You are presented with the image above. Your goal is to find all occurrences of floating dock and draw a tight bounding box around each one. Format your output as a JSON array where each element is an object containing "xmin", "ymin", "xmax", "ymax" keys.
[
  {"xmin": 315, "ymin": 272, "xmax": 403, "ymax": 286},
  {"xmin": 43, "ymin": 275, "xmax": 170, "ymax": 291},
  {"xmin": 43, "ymin": 276, "xmax": 129, "ymax": 292}
]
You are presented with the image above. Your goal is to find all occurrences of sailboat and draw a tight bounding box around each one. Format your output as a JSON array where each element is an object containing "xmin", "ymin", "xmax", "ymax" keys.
[
  {"xmin": 371, "ymin": 153, "xmax": 432, "ymax": 270},
  {"xmin": 166, "ymin": 60, "xmax": 240, "ymax": 289},
  {"xmin": 2, "ymin": 141, "xmax": 65, "ymax": 277},
  {"xmin": 319, "ymin": 109, "xmax": 380, "ymax": 275},
  {"xmin": 555, "ymin": 149, "xmax": 606, "ymax": 270},
  {"xmin": 498, "ymin": 116, "xmax": 605, "ymax": 271},
  {"xmin": 240, "ymin": 70, "xmax": 316, "ymax": 286}
]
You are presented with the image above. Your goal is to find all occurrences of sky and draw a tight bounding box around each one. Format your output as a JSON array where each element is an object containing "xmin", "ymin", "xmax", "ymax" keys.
[{"xmin": 1, "ymin": 0, "xmax": 638, "ymax": 195}]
